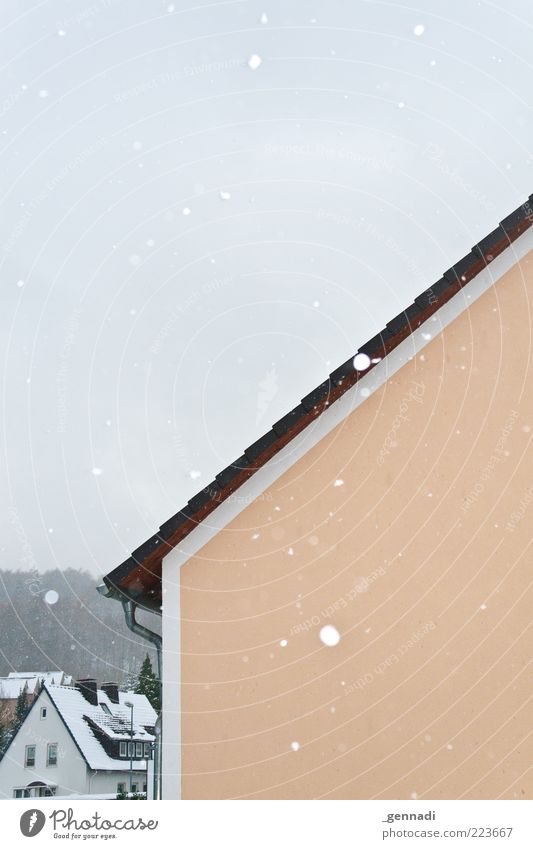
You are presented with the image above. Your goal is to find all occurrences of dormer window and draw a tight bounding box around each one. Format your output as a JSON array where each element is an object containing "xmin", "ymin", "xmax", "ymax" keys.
[
  {"xmin": 99, "ymin": 703, "xmax": 112, "ymax": 715},
  {"xmin": 119, "ymin": 742, "xmax": 127, "ymax": 757}
]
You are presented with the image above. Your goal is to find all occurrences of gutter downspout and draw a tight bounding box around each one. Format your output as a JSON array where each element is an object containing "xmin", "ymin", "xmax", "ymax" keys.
[{"xmin": 121, "ymin": 600, "xmax": 162, "ymax": 802}]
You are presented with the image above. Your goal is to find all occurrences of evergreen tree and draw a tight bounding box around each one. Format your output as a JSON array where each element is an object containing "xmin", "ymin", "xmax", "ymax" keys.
[
  {"xmin": 0, "ymin": 717, "xmax": 7, "ymax": 756},
  {"xmin": 134, "ymin": 654, "xmax": 160, "ymax": 712},
  {"xmin": 122, "ymin": 669, "xmax": 137, "ymax": 692},
  {"xmin": 11, "ymin": 682, "xmax": 29, "ymax": 732}
]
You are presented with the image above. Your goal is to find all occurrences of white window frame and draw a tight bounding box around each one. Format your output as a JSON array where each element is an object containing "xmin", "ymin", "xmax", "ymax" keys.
[
  {"xmin": 24, "ymin": 745, "xmax": 36, "ymax": 767},
  {"xmin": 46, "ymin": 743, "xmax": 58, "ymax": 767},
  {"xmin": 135, "ymin": 742, "xmax": 143, "ymax": 758}
]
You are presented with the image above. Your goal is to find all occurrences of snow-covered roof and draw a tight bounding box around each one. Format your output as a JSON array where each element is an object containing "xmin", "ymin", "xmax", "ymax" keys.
[
  {"xmin": 0, "ymin": 671, "xmax": 71, "ymax": 699},
  {"xmin": 45, "ymin": 684, "xmax": 156, "ymax": 771}
]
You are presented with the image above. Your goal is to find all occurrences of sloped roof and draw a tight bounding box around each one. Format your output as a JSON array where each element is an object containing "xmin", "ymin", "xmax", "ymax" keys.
[
  {"xmin": 45, "ymin": 684, "xmax": 156, "ymax": 771},
  {"xmin": 0, "ymin": 671, "xmax": 71, "ymax": 699},
  {"xmin": 101, "ymin": 196, "xmax": 533, "ymax": 613}
]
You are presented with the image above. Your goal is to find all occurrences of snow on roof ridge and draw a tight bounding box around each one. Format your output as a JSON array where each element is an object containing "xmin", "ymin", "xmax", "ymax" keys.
[{"xmin": 43, "ymin": 682, "xmax": 157, "ymax": 771}]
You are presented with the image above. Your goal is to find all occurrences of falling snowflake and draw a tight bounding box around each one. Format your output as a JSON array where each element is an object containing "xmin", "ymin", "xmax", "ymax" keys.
[
  {"xmin": 398, "ymin": 101, "xmax": 405, "ymax": 109},
  {"xmin": 319, "ymin": 625, "xmax": 341, "ymax": 646},
  {"xmin": 353, "ymin": 353, "xmax": 371, "ymax": 371},
  {"xmin": 413, "ymin": 24, "xmax": 425, "ymax": 36},
  {"xmin": 280, "ymin": 639, "xmax": 288, "ymax": 647},
  {"xmin": 38, "ymin": 89, "xmax": 49, "ymax": 99},
  {"xmin": 182, "ymin": 207, "xmax": 191, "ymax": 216},
  {"xmin": 260, "ymin": 12, "xmax": 268, "ymax": 24},
  {"xmin": 290, "ymin": 741, "xmax": 300, "ymax": 751},
  {"xmin": 44, "ymin": 590, "xmax": 59, "ymax": 605},
  {"xmin": 188, "ymin": 469, "xmax": 201, "ymax": 480},
  {"xmin": 287, "ymin": 547, "xmax": 294, "ymax": 556},
  {"xmin": 92, "ymin": 467, "xmax": 103, "ymax": 476},
  {"xmin": 16, "ymin": 279, "xmax": 24, "ymax": 288},
  {"xmin": 219, "ymin": 190, "xmax": 231, "ymax": 200},
  {"xmin": 248, "ymin": 54, "xmax": 262, "ymax": 70},
  {"xmin": 334, "ymin": 479, "xmax": 344, "ymax": 487}
]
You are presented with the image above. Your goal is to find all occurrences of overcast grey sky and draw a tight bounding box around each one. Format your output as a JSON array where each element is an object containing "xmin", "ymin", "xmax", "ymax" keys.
[{"xmin": 1, "ymin": 0, "xmax": 532, "ymax": 579}]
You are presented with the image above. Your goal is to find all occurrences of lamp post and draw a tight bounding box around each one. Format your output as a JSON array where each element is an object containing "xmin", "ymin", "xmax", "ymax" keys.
[{"xmin": 124, "ymin": 701, "xmax": 134, "ymax": 795}]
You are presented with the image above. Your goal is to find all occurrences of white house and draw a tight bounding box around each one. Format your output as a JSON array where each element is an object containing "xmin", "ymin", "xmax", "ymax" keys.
[{"xmin": 0, "ymin": 679, "xmax": 156, "ymax": 799}]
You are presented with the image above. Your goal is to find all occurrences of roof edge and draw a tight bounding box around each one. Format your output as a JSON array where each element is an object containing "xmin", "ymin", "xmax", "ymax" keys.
[{"xmin": 101, "ymin": 195, "xmax": 533, "ymax": 609}]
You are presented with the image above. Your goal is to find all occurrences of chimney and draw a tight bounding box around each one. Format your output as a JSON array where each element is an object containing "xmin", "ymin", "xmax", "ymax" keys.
[
  {"xmin": 101, "ymin": 682, "xmax": 119, "ymax": 704},
  {"xmin": 76, "ymin": 678, "xmax": 98, "ymax": 706}
]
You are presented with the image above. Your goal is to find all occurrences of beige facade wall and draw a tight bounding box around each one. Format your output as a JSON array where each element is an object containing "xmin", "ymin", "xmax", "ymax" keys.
[{"xmin": 179, "ymin": 252, "xmax": 533, "ymax": 799}]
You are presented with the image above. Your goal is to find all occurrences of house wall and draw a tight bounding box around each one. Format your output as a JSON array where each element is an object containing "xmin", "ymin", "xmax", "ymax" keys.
[
  {"xmin": 89, "ymin": 770, "xmax": 148, "ymax": 795},
  {"xmin": 165, "ymin": 248, "xmax": 533, "ymax": 800},
  {"xmin": 0, "ymin": 690, "xmax": 87, "ymax": 798}
]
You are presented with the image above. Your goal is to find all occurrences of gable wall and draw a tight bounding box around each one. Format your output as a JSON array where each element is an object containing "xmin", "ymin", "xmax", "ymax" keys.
[
  {"xmin": 164, "ymin": 248, "xmax": 533, "ymax": 799},
  {"xmin": 0, "ymin": 690, "xmax": 87, "ymax": 798}
]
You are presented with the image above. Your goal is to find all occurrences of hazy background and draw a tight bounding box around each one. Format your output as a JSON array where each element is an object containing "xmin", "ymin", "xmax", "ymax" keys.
[{"xmin": 1, "ymin": 0, "xmax": 532, "ymax": 591}]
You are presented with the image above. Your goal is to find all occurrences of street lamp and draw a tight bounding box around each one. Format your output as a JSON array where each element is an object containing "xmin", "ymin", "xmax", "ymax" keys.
[{"xmin": 124, "ymin": 701, "xmax": 134, "ymax": 795}]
